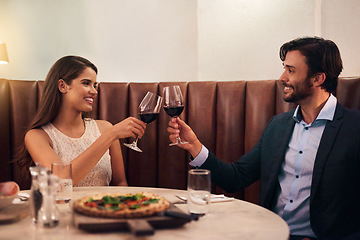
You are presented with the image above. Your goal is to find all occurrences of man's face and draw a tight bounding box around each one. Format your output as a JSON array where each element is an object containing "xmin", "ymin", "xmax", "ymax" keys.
[{"xmin": 279, "ymin": 50, "xmax": 314, "ymax": 104}]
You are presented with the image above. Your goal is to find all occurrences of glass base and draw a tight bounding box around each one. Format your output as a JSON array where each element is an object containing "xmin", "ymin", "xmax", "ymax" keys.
[
  {"xmin": 124, "ymin": 142, "xmax": 143, "ymax": 153},
  {"xmin": 169, "ymin": 138, "xmax": 188, "ymax": 146}
]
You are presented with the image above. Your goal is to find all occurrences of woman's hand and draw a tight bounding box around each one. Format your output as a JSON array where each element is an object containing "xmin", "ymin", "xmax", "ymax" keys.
[
  {"xmin": 167, "ymin": 117, "xmax": 202, "ymax": 158},
  {"xmin": 113, "ymin": 117, "xmax": 147, "ymax": 139}
]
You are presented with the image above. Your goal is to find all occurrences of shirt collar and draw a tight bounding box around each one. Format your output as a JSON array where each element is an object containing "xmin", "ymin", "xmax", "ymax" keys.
[{"xmin": 293, "ymin": 94, "xmax": 337, "ymax": 123}]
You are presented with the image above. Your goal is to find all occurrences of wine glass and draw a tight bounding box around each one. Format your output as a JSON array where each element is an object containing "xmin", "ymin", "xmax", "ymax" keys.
[
  {"xmin": 163, "ymin": 85, "xmax": 188, "ymax": 146},
  {"xmin": 124, "ymin": 91, "xmax": 163, "ymax": 152}
]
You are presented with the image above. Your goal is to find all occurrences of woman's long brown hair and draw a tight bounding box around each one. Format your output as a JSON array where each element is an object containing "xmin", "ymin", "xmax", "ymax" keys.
[{"xmin": 16, "ymin": 56, "xmax": 98, "ymax": 178}]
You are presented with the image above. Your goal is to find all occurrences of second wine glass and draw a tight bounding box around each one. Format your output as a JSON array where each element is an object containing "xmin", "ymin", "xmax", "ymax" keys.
[
  {"xmin": 124, "ymin": 91, "xmax": 163, "ymax": 152},
  {"xmin": 163, "ymin": 85, "xmax": 188, "ymax": 146}
]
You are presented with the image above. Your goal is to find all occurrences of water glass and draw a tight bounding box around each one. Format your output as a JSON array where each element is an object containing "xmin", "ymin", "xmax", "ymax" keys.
[
  {"xmin": 187, "ymin": 169, "xmax": 211, "ymax": 216},
  {"xmin": 51, "ymin": 162, "xmax": 72, "ymax": 204}
]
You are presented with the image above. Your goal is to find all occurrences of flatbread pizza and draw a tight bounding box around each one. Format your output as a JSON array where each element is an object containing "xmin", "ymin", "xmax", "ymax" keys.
[{"xmin": 73, "ymin": 192, "xmax": 170, "ymax": 218}]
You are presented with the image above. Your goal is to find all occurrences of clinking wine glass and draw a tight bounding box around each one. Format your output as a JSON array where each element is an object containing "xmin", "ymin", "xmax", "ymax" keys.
[
  {"xmin": 163, "ymin": 85, "xmax": 188, "ymax": 146},
  {"xmin": 124, "ymin": 91, "xmax": 163, "ymax": 152}
]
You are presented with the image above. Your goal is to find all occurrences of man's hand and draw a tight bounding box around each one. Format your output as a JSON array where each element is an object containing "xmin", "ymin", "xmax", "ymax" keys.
[{"xmin": 167, "ymin": 117, "xmax": 202, "ymax": 158}]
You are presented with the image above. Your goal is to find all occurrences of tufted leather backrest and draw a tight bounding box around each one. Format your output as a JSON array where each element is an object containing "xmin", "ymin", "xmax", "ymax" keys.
[{"xmin": 1, "ymin": 77, "xmax": 359, "ymax": 204}]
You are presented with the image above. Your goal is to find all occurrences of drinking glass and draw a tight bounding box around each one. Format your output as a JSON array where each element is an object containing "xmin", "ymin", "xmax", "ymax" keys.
[
  {"xmin": 51, "ymin": 162, "xmax": 72, "ymax": 204},
  {"xmin": 187, "ymin": 169, "xmax": 211, "ymax": 216},
  {"xmin": 163, "ymin": 85, "xmax": 188, "ymax": 146},
  {"xmin": 124, "ymin": 91, "xmax": 163, "ymax": 152}
]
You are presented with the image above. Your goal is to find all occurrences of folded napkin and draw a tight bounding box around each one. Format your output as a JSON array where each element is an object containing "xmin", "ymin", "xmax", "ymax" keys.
[
  {"xmin": 179, "ymin": 194, "xmax": 234, "ymax": 203},
  {"xmin": 209, "ymin": 194, "xmax": 234, "ymax": 203},
  {"xmin": 12, "ymin": 193, "xmax": 30, "ymax": 204}
]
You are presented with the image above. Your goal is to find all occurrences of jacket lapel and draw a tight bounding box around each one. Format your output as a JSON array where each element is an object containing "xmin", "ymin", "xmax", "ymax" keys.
[
  {"xmin": 310, "ymin": 104, "xmax": 344, "ymax": 202},
  {"xmin": 272, "ymin": 115, "xmax": 295, "ymax": 174},
  {"xmin": 263, "ymin": 112, "xmax": 295, "ymax": 208}
]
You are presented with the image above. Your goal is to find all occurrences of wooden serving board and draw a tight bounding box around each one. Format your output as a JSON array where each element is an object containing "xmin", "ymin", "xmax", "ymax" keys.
[{"xmin": 73, "ymin": 203, "xmax": 191, "ymax": 235}]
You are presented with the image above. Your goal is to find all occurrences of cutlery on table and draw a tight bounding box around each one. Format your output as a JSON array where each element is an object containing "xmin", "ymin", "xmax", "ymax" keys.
[{"xmin": 175, "ymin": 194, "xmax": 234, "ymax": 203}]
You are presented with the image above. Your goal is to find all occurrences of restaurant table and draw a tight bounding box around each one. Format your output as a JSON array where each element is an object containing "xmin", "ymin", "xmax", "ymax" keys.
[{"xmin": 0, "ymin": 186, "xmax": 289, "ymax": 240}]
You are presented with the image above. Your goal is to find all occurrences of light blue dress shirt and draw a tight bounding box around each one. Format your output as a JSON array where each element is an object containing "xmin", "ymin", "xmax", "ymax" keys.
[
  {"xmin": 190, "ymin": 94, "xmax": 337, "ymax": 238},
  {"xmin": 274, "ymin": 94, "xmax": 336, "ymax": 237}
]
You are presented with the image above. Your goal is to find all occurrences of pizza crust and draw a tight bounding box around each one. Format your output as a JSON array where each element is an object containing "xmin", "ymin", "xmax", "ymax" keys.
[{"xmin": 73, "ymin": 192, "xmax": 170, "ymax": 218}]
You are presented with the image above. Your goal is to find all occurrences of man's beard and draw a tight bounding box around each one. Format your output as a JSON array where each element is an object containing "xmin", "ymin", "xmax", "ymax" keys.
[{"xmin": 284, "ymin": 77, "xmax": 313, "ymax": 103}]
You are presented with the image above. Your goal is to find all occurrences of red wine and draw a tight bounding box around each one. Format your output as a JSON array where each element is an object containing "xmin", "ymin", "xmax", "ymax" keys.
[
  {"xmin": 139, "ymin": 113, "xmax": 159, "ymax": 124},
  {"xmin": 164, "ymin": 106, "xmax": 184, "ymax": 117}
]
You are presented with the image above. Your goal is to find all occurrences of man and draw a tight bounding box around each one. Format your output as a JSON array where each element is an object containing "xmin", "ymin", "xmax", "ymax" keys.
[{"xmin": 167, "ymin": 37, "xmax": 360, "ymax": 240}]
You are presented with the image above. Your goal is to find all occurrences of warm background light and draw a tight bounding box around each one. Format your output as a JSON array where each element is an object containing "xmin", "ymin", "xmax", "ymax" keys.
[{"xmin": 0, "ymin": 42, "xmax": 9, "ymax": 64}]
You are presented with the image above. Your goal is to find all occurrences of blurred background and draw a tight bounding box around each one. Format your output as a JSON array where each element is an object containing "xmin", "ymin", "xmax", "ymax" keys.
[{"xmin": 0, "ymin": 0, "xmax": 359, "ymax": 82}]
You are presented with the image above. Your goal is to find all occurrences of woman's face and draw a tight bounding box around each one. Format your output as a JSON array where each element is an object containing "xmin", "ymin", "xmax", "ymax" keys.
[{"xmin": 61, "ymin": 67, "xmax": 98, "ymax": 113}]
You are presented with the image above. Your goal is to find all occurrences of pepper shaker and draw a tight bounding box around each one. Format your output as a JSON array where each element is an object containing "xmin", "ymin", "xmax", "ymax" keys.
[
  {"xmin": 29, "ymin": 163, "xmax": 46, "ymax": 224},
  {"xmin": 37, "ymin": 169, "xmax": 60, "ymax": 227}
]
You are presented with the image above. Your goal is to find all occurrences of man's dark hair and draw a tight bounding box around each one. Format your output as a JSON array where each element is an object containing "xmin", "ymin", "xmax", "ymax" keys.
[{"xmin": 280, "ymin": 37, "xmax": 343, "ymax": 93}]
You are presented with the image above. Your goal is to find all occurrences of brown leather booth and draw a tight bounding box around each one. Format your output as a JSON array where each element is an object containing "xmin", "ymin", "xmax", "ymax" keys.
[{"xmin": 1, "ymin": 77, "xmax": 359, "ymax": 204}]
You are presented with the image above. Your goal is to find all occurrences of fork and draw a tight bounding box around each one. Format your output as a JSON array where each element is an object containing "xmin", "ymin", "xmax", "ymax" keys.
[
  {"xmin": 176, "ymin": 194, "xmax": 227, "ymax": 201},
  {"xmin": 175, "ymin": 195, "xmax": 187, "ymax": 202}
]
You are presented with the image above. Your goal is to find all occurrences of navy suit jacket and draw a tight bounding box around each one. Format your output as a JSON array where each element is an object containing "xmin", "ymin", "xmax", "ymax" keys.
[{"xmin": 201, "ymin": 103, "xmax": 360, "ymax": 239}]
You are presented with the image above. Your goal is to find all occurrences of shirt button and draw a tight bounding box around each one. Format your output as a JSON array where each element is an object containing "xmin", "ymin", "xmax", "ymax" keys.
[
  {"xmin": 299, "ymin": 151, "xmax": 303, "ymax": 154},
  {"xmin": 290, "ymin": 200, "xmax": 293, "ymax": 203},
  {"xmin": 296, "ymin": 175, "xmax": 299, "ymax": 178},
  {"xmin": 305, "ymin": 127, "xmax": 309, "ymax": 130}
]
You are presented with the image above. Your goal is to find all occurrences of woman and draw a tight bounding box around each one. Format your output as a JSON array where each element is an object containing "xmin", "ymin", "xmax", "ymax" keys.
[{"xmin": 20, "ymin": 55, "xmax": 146, "ymax": 186}]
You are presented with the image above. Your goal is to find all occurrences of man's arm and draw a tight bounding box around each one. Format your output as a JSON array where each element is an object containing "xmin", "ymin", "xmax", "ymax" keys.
[{"xmin": 167, "ymin": 116, "xmax": 262, "ymax": 193}]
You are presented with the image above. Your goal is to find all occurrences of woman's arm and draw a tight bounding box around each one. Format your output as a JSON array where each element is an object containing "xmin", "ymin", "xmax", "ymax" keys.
[
  {"xmin": 96, "ymin": 120, "xmax": 128, "ymax": 186},
  {"xmin": 25, "ymin": 117, "xmax": 145, "ymax": 186}
]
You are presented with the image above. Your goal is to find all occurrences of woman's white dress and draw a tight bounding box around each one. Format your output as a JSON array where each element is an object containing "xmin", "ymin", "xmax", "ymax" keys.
[{"xmin": 42, "ymin": 118, "xmax": 112, "ymax": 186}]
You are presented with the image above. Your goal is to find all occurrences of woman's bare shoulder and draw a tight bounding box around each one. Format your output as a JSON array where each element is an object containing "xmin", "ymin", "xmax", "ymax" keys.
[
  {"xmin": 26, "ymin": 128, "xmax": 48, "ymax": 138},
  {"xmin": 94, "ymin": 119, "xmax": 113, "ymax": 133},
  {"xmin": 25, "ymin": 128, "xmax": 52, "ymax": 146}
]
